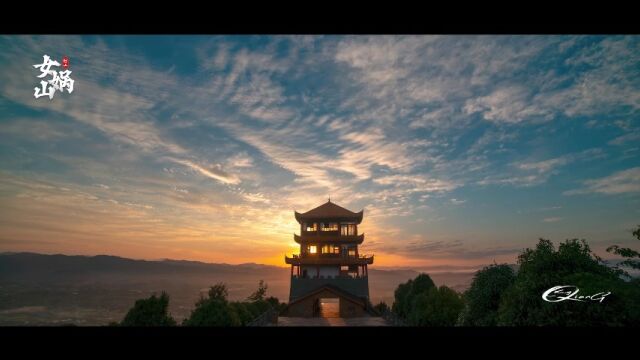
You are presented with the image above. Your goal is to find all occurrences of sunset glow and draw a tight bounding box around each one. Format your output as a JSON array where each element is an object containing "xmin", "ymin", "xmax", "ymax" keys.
[{"xmin": 1, "ymin": 35, "xmax": 639, "ymax": 269}]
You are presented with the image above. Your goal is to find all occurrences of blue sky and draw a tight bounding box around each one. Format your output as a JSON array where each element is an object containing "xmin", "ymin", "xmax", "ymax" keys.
[{"xmin": 0, "ymin": 35, "xmax": 638, "ymax": 269}]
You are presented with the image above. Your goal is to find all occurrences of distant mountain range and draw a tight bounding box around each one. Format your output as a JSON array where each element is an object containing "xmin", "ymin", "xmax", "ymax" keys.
[{"xmin": 0, "ymin": 252, "xmax": 286, "ymax": 281}]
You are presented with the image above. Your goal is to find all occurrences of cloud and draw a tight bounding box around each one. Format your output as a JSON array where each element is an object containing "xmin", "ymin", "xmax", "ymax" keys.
[
  {"xmin": 164, "ymin": 157, "xmax": 240, "ymax": 185},
  {"xmin": 367, "ymin": 237, "xmax": 521, "ymax": 260},
  {"xmin": 463, "ymin": 85, "xmax": 551, "ymax": 124},
  {"xmin": 478, "ymin": 149, "xmax": 606, "ymax": 187},
  {"xmin": 373, "ymin": 174, "xmax": 459, "ymax": 193},
  {"xmin": 609, "ymin": 132, "xmax": 640, "ymax": 146},
  {"xmin": 564, "ymin": 167, "xmax": 640, "ymax": 195},
  {"xmin": 543, "ymin": 217, "xmax": 563, "ymax": 223}
]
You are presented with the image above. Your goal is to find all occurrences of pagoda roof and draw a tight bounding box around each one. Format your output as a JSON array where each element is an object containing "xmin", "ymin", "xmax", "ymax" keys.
[{"xmin": 294, "ymin": 200, "xmax": 363, "ymax": 223}]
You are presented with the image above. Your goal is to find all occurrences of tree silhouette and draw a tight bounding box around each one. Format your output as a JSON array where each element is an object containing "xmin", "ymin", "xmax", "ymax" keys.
[
  {"xmin": 497, "ymin": 238, "xmax": 640, "ymax": 326},
  {"xmin": 607, "ymin": 224, "xmax": 640, "ymax": 275},
  {"xmin": 182, "ymin": 280, "xmax": 282, "ymax": 326},
  {"xmin": 410, "ymin": 285, "xmax": 464, "ymax": 326},
  {"xmin": 392, "ymin": 273, "xmax": 465, "ymax": 325},
  {"xmin": 247, "ymin": 280, "xmax": 268, "ymax": 302},
  {"xmin": 459, "ymin": 264, "xmax": 515, "ymax": 326},
  {"xmin": 120, "ymin": 292, "xmax": 176, "ymax": 326}
]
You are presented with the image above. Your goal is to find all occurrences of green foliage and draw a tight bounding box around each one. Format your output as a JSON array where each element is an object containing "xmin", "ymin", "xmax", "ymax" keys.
[
  {"xmin": 607, "ymin": 224, "xmax": 640, "ymax": 274},
  {"xmin": 182, "ymin": 280, "xmax": 282, "ymax": 326},
  {"xmin": 182, "ymin": 284, "xmax": 241, "ymax": 326},
  {"xmin": 459, "ymin": 264, "xmax": 516, "ymax": 326},
  {"xmin": 409, "ymin": 286, "xmax": 464, "ymax": 326},
  {"xmin": 497, "ymin": 238, "xmax": 640, "ymax": 326},
  {"xmin": 392, "ymin": 236, "xmax": 640, "ymax": 327},
  {"xmin": 392, "ymin": 273, "xmax": 463, "ymax": 325},
  {"xmin": 391, "ymin": 279, "xmax": 413, "ymax": 318},
  {"xmin": 120, "ymin": 292, "xmax": 176, "ymax": 326},
  {"xmin": 392, "ymin": 273, "xmax": 436, "ymax": 319}
]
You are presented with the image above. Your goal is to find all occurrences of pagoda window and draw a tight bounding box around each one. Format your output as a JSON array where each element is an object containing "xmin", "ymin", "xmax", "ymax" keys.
[
  {"xmin": 348, "ymin": 248, "xmax": 356, "ymax": 257},
  {"xmin": 321, "ymin": 222, "xmax": 338, "ymax": 231},
  {"xmin": 304, "ymin": 222, "xmax": 317, "ymax": 232},
  {"xmin": 321, "ymin": 245, "xmax": 332, "ymax": 254},
  {"xmin": 308, "ymin": 245, "xmax": 317, "ymax": 254},
  {"xmin": 341, "ymin": 223, "xmax": 356, "ymax": 236}
]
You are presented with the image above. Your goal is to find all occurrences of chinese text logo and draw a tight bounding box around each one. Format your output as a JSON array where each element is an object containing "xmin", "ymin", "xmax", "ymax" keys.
[{"xmin": 33, "ymin": 55, "xmax": 75, "ymax": 100}]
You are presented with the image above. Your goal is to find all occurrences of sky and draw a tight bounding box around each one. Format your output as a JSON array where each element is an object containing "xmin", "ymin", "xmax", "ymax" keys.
[{"xmin": 0, "ymin": 35, "xmax": 638, "ymax": 270}]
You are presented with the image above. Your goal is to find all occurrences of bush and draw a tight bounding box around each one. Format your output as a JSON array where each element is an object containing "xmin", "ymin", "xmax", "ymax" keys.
[
  {"xmin": 120, "ymin": 292, "xmax": 176, "ymax": 326},
  {"xmin": 497, "ymin": 238, "xmax": 640, "ymax": 326},
  {"xmin": 183, "ymin": 280, "xmax": 283, "ymax": 326},
  {"xmin": 392, "ymin": 273, "xmax": 464, "ymax": 325},
  {"xmin": 409, "ymin": 286, "xmax": 464, "ymax": 326},
  {"xmin": 182, "ymin": 283, "xmax": 241, "ymax": 326},
  {"xmin": 459, "ymin": 264, "xmax": 516, "ymax": 326},
  {"xmin": 392, "ymin": 273, "xmax": 436, "ymax": 319}
]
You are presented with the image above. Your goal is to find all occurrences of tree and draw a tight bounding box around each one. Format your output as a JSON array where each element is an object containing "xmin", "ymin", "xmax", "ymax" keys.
[
  {"xmin": 409, "ymin": 286, "xmax": 464, "ymax": 326},
  {"xmin": 392, "ymin": 273, "xmax": 436, "ymax": 319},
  {"xmin": 182, "ymin": 283, "xmax": 241, "ymax": 326},
  {"xmin": 458, "ymin": 264, "xmax": 516, "ymax": 326},
  {"xmin": 391, "ymin": 273, "xmax": 464, "ymax": 326},
  {"xmin": 120, "ymin": 292, "xmax": 176, "ymax": 326},
  {"xmin": 607, "ymin": 224, "xmax": 640, "ymax": 276},
  {"xmin": 207, "ymin": 282, "xmax": 229, "ymax": 301},
  {"xmin": 247, "ymin": 280, "xmax": 268, "ymax": 302},
  {"xmin": 392, "ymin": 279, "xmax": 413, "ymax": 318},
  {"xmin": 183, "ymin": 281, "xmax": 283, "ymax": 326},
  {"xmin": 497, "ymin": 238, "xmax": 640, "ymax": 326}
]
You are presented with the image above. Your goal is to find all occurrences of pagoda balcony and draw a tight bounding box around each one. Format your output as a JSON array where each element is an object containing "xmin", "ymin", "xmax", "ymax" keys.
[
  {"xmin": 285, "ymin": 254, "xmax": 374, "ymax": 265},
  {"xmin": 293, "ymin": 233, "xmax": 365, "ymax": 244}
]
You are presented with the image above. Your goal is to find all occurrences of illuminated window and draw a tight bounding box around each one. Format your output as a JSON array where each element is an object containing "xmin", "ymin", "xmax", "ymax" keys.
[
  {"xmin": 341, "ymin": 224, "xmax": 356, "ymax": 236},
  {"xmin": 341, "ymin": 266, "xmax": 349, "ymax": 271},
  {"xmin": 321, "ymin": 222, "xmax": 338, "ymax": 231},
  {"xmin": 305, "ymin": 222, "xmax": 317, "ymax": 232},
  {"xmin": 309, "ymin": 245, "xmax": 317, "ymax": 254},
  {"xmin": 348, "ymin": 248, "xmax": 356, "ymax": 257},
  {"xmin": 322, "ymin": 245, "xmax": 331, "ymax": 254}
]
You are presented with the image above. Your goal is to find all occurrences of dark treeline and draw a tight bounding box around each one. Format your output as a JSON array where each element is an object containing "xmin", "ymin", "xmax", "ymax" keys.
[
  {"xmin": 116, "ymin": 280, "xmax": 285, "ymax": 326},
  {"xmin": 378, "ymin": 225, "xmax": 640, "ymax": 326}
]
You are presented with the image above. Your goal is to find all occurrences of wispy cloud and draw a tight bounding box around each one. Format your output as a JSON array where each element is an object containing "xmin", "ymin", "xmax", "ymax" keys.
[
  {"xmin": 564, "ymin": 167, "xmax": 640, "ymax": 195},
  {"xmin": 164, "ymin": 157, "xmax": 240, "ymax": 185},
  {"xmin": 0, "ymin": 35, "xmax": 638, "ymax": 266}
]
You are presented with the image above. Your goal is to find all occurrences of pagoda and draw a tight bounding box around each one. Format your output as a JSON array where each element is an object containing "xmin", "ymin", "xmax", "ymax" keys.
[{"xmin": 283, "ymin": 200, "xmax": 374, "ymax": 317}]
